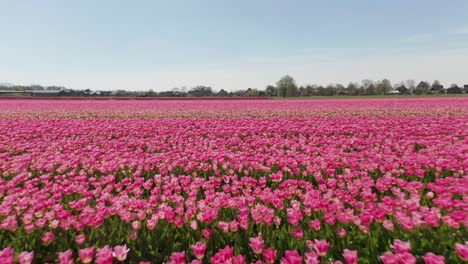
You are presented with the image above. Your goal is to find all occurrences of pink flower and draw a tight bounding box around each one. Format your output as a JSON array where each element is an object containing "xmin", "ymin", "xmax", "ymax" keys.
[
  {"xmin": 426, "ymin": 191, "xmax": 435, "ymax": 199},
  {"xmin": 380, "ymin": 252, "xmax": 398, "ymax": 264},
  {"xmin": 79, "ymin": 247, "xmax": 94, "ymax": 264},
  {"xmin": 422, "ymin": 252, "xmax": 445, "ymax": 264},
  {"xmin": 211, "ymin": 246, "xmax": 234, "ymax": 264},
  {"xmin": 262, "ymin": 248, "xmax": 277, "ymax": 264},
  {"xmin": 281, "ymin": 250, "xmax": 302, "ymax": 264},
  {"xmin": 113, "ymin": 245, "xmax": 130, "ymax": 262},
  {"xmin": 132, "ymin": 220, "xmax": 141, "ymax": 230},
  {"xmin": 343, "ymin": 249, "xmax": 358, "ymax": 264},
  {"xmin": 129, "ymin": 231, "xmax": 138, "ymax": 240},
  {"xmin": 189, "ymin": 220, "xmax": 198, "ymax": 230},
  {"xmin": 309, "ymin": 219, "xmax": 321, "ymax": 230},
  {"xmin": 397, "ymin": 252, "xmax": 416, "ymax": 264},
  {"xmin": 249, "ymin": 234, "xmax": 264, "ymax": 254},
  {"xmin": 169, "ymin": 251, "xmax": 186, "ymax": 264},
  {"xmin": 304, "ymin": 251, "xmax": 320, "ymax": 264},
  {"xmin": 383, "ymin": 220, "xmax": 394, "ymax": 231},
  {"xmin": 191, "ymin": 241, "xmax": 207, "ymax": 260},
  {"xmin": 75, "ymin": 234, "xmax": 86, "ymax": 245},
  {"xmin": 202, "ymin": 228, "xmax": 213, "ymax": 240},
  {"xmin": 292, "ymin": 227, "xmax": 304, "ymax": 239},
  {"xmin": 19, "ymin": 251, "xmax": 34, "ymax": 264},
  {"xmin": 337, "ymin": 228, "xmax": 347, "ymax": 238},
  {"xmin": 455, "ymin": 243, "xmax": 468, "ymax": 261},
  {"xmin": 58, "ymin": 250, "xmax": 73, "ymax": 264},
  {"xmin": 96, "ymin": 246, "xmax": 113, "ymax": 264},
  {"xmin": 42, "ymin": 231, "xmax": 55, "ymax": 244},
  {"xmin": 0, "ymin": 216, "xmax": 18, "ymax": 231},
  {"xmin": 391, "ymin": 239, "xmax": 411, "ymax": 254},
  {"xmin": 313, "ymin": 239, "xmax": 330, "ymax": 256},
  {"xmin": 0, "ymin": 247, "xmax": 14, "ymax": 264}
]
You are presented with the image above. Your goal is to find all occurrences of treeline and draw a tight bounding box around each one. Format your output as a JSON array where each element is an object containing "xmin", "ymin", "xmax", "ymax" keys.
[
  {"xmin": 1, "ymin": 77, "xmax": 467, "ymax": 98},
  {"xmin": 268, "ymin": 76, "xmax": 467, "ymax": 97}
]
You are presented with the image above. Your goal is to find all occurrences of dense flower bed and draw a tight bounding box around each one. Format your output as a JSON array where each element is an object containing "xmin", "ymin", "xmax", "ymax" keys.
[{"xmin": 0, "ymin": 98, "xmax": 467, "ymax": 263}]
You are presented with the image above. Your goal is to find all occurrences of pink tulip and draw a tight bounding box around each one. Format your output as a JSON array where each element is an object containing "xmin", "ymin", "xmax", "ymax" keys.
[
  {"xmin": 75, "ymin": 234, "xmax": 86, "ymax": 245},
  {"xmin": 313, "ymin": 239, "xmax": 330, "ymax": 256},
  {"xmin": 18, "ymin": 251, "xmax": 34, "ymax": 264},
  {"xmin": 249, "ymin": 234, "xmax": 264, "ymax": 254},
  {"xmin": 342, "ymin": 249, "xmax": 358, "ymax": 264},
  {"xmin": 96, "ymin": 246, "xmax": 113, "ymax": 264},
  {"xmin": 191, "ymin": 241, "xmax": 207, "ymax": 260},
  {"xmin": 0, "ymin": 247, "xmax": 14, "ymax": 264},
  {"xmin": 202, "ymin": 228, "xmax": 213, "ymax": 240},
  {"xmin": 58, "ymin": 250, "xmax": 73, "ymax": 264},
  {"xmin": 397, "ymin": 252, "xmax": 416, "ymax": 264},
  {"xmin": 280, "ymin": 250, "xmax": 302, "ymax": 264},
  {"xmin": 79, "ymin": 247, "xmax": 94, "ymax": 264},
  {"xmin": 304, "ymin": 251, "xmax": 320, "ymax": 264},
  {"xmin": 455, "ymin": 243, "xmax": 468, "ymax": 261},
  {"xmin": 113, "ymin": 245, "xmax": 130, "ymax": 262},
  {"xmin": 337, "ymin": 228, "xmax": 347, "ymax": 238},
  {"xmin": 391, "ymin": 239, "xmax": 411, "ymax": 254},
  {"xmin": 169, "ymin": 251, "xmax": 186, "ymax": 264},
  {"xmin": 380, "ymin": 252, "xmax": 398, "ymax": 264},
  {"xmin": 262, "ymin": 248, "xmax": 277, "ymax": 264},
  {"xmin": 422, "ymin": 252, "xmax": 445, "ymax": 264},
  {"xmin": 292, "ymin": 227, "xmax": 304, "ymax": 239},
  {"xmin": 42, "ymin": 231, "xmax": 55, "ymax": 244}
]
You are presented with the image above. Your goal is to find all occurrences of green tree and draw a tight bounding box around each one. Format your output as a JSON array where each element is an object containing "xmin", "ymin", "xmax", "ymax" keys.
[
  {"xmin": 265, "ymin": 85, "xmax": 277, "ymax": 96},
  {"xmin": 276, "ymin": 75, "xmax": 297, "ymax": 98},
  {"xmin": 376, "ymin": 79, "xmax": 392, "ymax": 95}
]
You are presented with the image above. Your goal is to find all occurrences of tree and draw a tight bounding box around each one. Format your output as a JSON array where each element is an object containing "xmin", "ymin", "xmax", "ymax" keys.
[
  {"xmin": 346, "ymin": 82, "xmax": 359, "ymax": 96},
  {"xmin": 376, "ymin": 79, "xmax": 392, "ymax": 95},
  {"xmin": 362, "ymin": 79, "xmax": 373, "ymax": 90},
  {"xmin": 365, "ymin": 83, "xmax": 377, "ymax": 95},
  {"xmin": 188, "ymin": 86, "xmax": 213, "ymax": 97},
  {"xmin": 335, "ymin": 83, "xmax": 346, "ymax": 95},
  {"xmin": 276, "ymin": 75, "xmax": 297, "ymax": 98},
  {"xmin": 265, "ymin": 85, "xmax": 277, "ymax": 96},
  {"xmin": 405, "ymin": 80, "xmax": 416, "ymax": 94}
]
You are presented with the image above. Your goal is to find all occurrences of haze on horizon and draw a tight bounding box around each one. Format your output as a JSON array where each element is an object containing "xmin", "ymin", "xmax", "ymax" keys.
[{"xmin": 1, "ymin": 0, "xmax": 468, "ymax": 91}]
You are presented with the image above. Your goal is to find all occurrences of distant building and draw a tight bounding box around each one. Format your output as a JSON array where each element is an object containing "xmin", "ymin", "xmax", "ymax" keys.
[
  {"xmin": 430, "ymin": 84, "xmax": 444, "ymax": 94},
  {"xmin": 445, "ymin": 85, "xmax": 462, "ymax": 94},
  {"xmin": 243, "ymin": 88, "xmax": 258, "ymax": 96},
  {"xmin": 414, "ymin": 81, "xmax": 430, "ymax": 94},
  {"xmin": 385, "ymin": 90, "xmax": 400, "ymax": 95},
  {"xmin": 396, "ymin": 85, "xmax": 409, "ymax": 95},
  {"xmin": 217, "ymin": 89, "xmax": 228, "ymax": 96}
]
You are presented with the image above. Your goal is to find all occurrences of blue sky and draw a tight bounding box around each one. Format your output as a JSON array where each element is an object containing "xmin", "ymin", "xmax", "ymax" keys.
[{"xmin": 1, "ymin": 0, "xmax": 468, "ymax": 91}]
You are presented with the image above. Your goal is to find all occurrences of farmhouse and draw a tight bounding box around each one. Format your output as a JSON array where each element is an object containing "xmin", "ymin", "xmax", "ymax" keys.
[
  {"xmin": 414, "ymin": 81, "xmax": 430, "ymax": 94},
  {"xmin": 445, "ymin": 85, "xmax": 462, "ymax": 94},
  {"xmin": 395, "ymin": 85, "xmax": 409, "ymax": 95},
  {"xmin": 217, "ymin": 89, "xmax": 228, "ymax": 96},
  {"xmin": 431, "ymin": 84, "xmax": 444, "ymax": 94}
]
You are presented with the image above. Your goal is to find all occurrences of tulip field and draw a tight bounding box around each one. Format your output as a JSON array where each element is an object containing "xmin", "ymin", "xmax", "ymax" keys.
[{"xmin": 0, "ymin": 97, "xmax": 467, "ymax": 264}]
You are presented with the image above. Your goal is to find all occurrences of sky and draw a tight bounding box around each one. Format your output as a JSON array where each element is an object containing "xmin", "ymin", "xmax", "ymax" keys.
[{"xmin": 1, "ymin": 0, "xmax": 468, "ymax": 91}]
